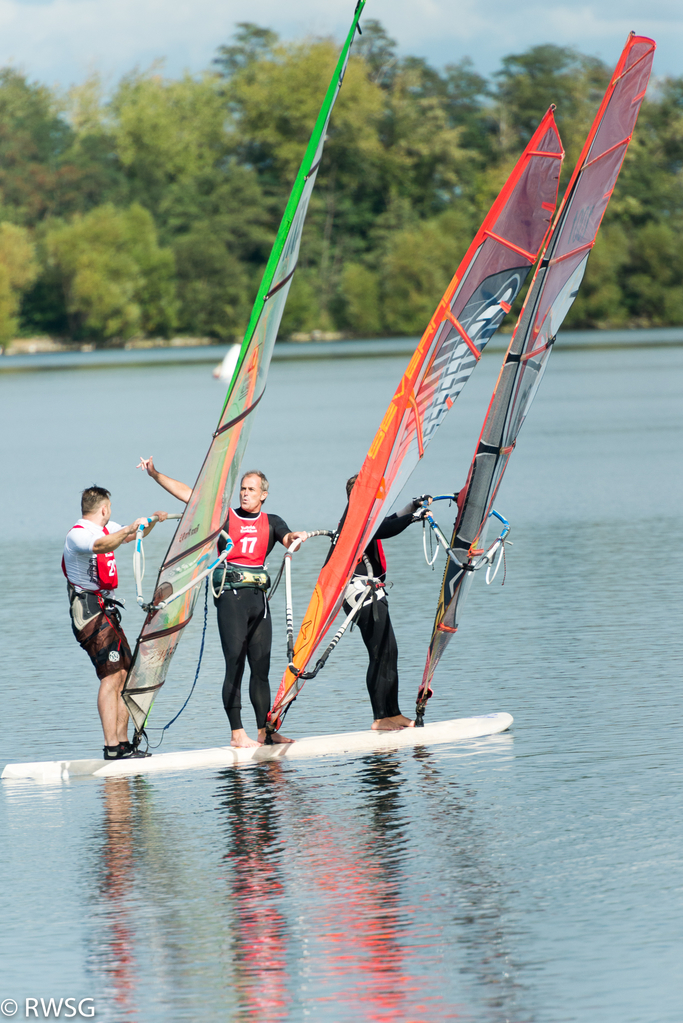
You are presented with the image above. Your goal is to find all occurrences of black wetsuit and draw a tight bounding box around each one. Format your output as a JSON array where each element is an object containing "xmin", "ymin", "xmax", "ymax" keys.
[
  {"xmin": 215, "ymin": 510, "xmax": 290, "ymax": 731},
  {"xmin": 342, "ymin": 503, "xmax": 418, "ymax": 720}
]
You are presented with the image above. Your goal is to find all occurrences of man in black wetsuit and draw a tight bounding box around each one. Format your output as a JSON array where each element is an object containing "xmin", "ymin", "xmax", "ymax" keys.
[
  {"xmin": 342, "ymin": 475, "xmax": 430, "ymax": 731},
  {"xmin": 137, "ymin": 458, "xmax": 307, "ymax": 747}
]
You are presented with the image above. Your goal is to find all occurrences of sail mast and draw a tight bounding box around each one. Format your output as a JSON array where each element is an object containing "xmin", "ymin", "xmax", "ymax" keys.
[
  {"xmin": 417, "ymin": 34, "xmax": 657, "ymax": 719},
  {"xmin": 123, "ymin": 2, "xmax": 367, "ymax": 736},
  {"xmin": 269, "ymin": 108, "xmax": 565, "ymax": 728}
]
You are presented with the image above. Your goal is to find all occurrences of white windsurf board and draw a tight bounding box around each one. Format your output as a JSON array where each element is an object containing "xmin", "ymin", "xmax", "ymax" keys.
[{"xmin": 1, "ymin": 712, "xmax": 513, "ymax": 784}]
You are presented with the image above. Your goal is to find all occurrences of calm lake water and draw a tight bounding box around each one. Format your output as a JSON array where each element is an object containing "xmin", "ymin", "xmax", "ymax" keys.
[{"xmin": 1, "ymin": 338, "xmax": 682, "ymax": 1022}]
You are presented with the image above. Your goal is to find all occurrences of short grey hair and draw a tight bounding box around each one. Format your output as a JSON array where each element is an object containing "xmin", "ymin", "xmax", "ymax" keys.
[{"xmin": 241, "ymin": 470, "xmax": 269, "ymax": 493}]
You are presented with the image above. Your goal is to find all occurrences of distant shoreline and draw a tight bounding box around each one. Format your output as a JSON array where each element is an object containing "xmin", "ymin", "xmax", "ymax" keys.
[{"xmin": 1, "ymin": 327, "xmax": 683, "ymax": 373}]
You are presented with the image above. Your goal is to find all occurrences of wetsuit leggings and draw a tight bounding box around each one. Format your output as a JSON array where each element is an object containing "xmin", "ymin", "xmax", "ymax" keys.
[
  {"xmin": 345, "ymin": 596, "xmax": 401, "ymax": 720},
  {"xmin": 215, "ymin": 587, "xmax": 271, "ymax": 730}
]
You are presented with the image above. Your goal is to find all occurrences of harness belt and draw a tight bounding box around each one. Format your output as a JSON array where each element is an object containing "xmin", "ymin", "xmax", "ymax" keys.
[
  {"xmin": 343, "ymin": 575, "xmax": 386, "ymax": 607},
  {"xmin": 212, "ymin": 565, "xmax": 271, "ymax": 593}
]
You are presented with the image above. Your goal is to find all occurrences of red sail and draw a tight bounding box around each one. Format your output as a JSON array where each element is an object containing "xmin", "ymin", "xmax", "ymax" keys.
[
  {"xmin": 269, "ymin": 108, "xmax": 564, "ymax": 726},
  {"xmin": 418, "ymin": 33, "xmax": 656, "ymax": 713}
]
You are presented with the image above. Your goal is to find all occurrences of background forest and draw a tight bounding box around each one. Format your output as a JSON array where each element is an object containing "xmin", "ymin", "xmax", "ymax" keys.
[{"xmin": 0, "ymin": 20, "xmax": 681, "ymax": 344}]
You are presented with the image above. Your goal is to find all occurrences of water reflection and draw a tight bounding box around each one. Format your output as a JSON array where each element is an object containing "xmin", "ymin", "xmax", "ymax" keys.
[
  {"xmin": 88, "ymin": 777, "xmax": 142, "ymax": 1023},
  {"xmin": 408, "ymin": 746, "xmax": 521, "ymax": 1022},
  {"xmin": 216, "ymin": 765, "xmax": 290, "ymax": 1022},
  {"xmin": 213, "ymin": 752, "xmax": 516, "ymax": 1023},
  {"xmin": 84, "ymin": 747, "xmax": 521, "ymax": 1022}
]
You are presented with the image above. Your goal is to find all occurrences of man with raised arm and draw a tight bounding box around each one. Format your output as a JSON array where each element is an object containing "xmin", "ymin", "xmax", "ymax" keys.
[
  {"xmin": 137, "ymin": 457, "xmax": 308, "ymax": 748},
  {"xmin": 341, "ymin": 475, "xmax": 432, "ymax": 731},
  {"xmin": 63, "ymin": 486, "xmax": 167, "ymax": 760}
]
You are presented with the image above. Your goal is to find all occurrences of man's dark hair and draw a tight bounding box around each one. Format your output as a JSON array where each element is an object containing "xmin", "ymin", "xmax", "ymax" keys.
[
  {"xmin": 81, "ymin": 486, "xmax": 111, "ymax": 514},
  {"xmin": 241, "ymin": 470, "xmax": 269, "ymax": 493},
  {"xmin": 346, "ymin": 474, "xmax": 359, "ymax": 498}
]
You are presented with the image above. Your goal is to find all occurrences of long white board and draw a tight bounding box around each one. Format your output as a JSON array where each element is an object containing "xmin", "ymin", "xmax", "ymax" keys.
[{"xmin": 1, "ymin": 712, "xmax": 513, "ymax": 784}]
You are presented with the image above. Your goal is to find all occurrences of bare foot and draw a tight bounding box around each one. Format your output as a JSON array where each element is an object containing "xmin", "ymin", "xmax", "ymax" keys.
[
  {"xmin": 372, "ymin": 717, "xmax": 405, "ymax": 731},
  {"xmin": 258, "ymin": 728, "xmax": 295, "ymax": 744},
  {"xmin": 394, "ymin": 714, "xmax": 415, "ymax": 728},
  {"xmin": 231, "ymin": 728, "xmax": 260, "ymax": 748}
]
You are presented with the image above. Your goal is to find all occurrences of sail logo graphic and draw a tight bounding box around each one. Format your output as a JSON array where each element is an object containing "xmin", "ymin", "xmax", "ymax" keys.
[
  {"xmin": 459, "ymin": 268, "xmax": 526, "ymax": 344},
  {"xmin": 177, "ymin": 524, "xmax": 199, "ymax": 545},
  {"xmin": 420, "ymin": 268, "xmax": 528, "ymax": 446}
]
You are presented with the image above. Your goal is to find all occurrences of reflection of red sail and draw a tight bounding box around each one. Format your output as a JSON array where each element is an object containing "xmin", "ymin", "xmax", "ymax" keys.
[
  {"xmin": 294, "ymin": 819, "xmax": 409, "ymax": 1020},
  {"xmin": 219, "ymin": 766, "xmax": 290, "ymax": 1022},
  {"xmin": 270, "ymin": 109, "xmax": 564, "ymax": 725},
  {"xmin": 419, "ymin": 33, "xmax": 656, "ymax": 711},
  {"xmin": 280, "ymin": 759, "xmax": 464, "ymax": 1022}
]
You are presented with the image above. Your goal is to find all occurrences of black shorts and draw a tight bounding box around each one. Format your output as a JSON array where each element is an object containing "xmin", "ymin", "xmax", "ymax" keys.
[{"xmin": 69, "ymin": 588, "xmax": 132, "ymax": 681}]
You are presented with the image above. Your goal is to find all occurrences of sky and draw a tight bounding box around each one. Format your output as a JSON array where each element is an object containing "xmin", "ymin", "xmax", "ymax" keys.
[{"xmin": 0, "ymin": 0, "xmax": 679, "ymax": 92}]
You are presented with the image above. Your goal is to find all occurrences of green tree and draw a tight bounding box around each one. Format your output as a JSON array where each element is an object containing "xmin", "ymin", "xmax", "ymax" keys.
[
  {"xmin": 278, "ymin": 270, "xmax": 332, "ymax": 336},
  {"xmin": 339, "ymin": 263, "xmax": 382, "ymax": 334},
  {"xmin": 110, "ymin": 70, "xmax": 231, "ymax": 215},
  {"xmin": 564, "ymin": 226, "xmax": 630, "ymax": 328},
  {"xmin": 213, "ymin": 23, "xmax": 279, "ymax": 79},
  {"xmin": 45, "ymin": 203, "xmax": 177, "ymax": 339},
  {"xmin": 622, "ymin": 221, "xmax": 683, "ymax": 325},
  {"xmin": 173, "ymin": 228, "xmax": 250, "ymax": 338},
  {"xmin": 379, "ymin": 208, "xmax": 478, "ymax": 334},
  {"xmin": 0, "ymin": 223, "xmax": 38, "ymax": 340},
  {"xmin": 495, "ymin": 45, "xmax": 609, "ymax": 166}
]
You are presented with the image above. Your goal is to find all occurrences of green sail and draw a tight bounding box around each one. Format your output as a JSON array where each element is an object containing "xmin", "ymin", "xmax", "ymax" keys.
[{"xmin": 123, "ymin": 2, "xmax": 366, "ymax": 735}]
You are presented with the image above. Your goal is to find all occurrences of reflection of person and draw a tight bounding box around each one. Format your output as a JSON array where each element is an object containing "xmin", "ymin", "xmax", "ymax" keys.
[
  {"xmin": 95, "ymin": 778, "xmax": 139, "ymax": 1015},
  {"xmin": 342, "ymin": 475, "xmax": 431, "ymax": 731},
  {"xmin": 62, "ymin": 486, "xmax": 167, "ymax": 760},
  {"xmin": 138, "ymin": 457, "xmax": 308, "ymax": 748},
  {"xmin": 217, "ymin": 765, "xmax": 289, "ymax": 1016}
]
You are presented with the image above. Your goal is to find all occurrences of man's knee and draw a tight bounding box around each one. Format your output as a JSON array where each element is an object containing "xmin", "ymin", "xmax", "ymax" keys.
[{"xmin": 99, "ymin": 668, "xmax": 125, "ymax": 694}]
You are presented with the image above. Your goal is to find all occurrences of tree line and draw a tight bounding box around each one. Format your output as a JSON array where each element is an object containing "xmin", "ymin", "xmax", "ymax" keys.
[{"xmin": 0, "ymin": 20, "xmax": 680, "ymax": 344}]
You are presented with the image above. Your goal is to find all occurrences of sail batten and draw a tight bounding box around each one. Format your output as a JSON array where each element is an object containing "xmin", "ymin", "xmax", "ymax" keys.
[
  {"xmin": 417, "ymin": 33, "xmax": 656, "ymax": 715},
  {"xmin": 269, "ymin": 107, "xmax": 565, "ymax": 727},
  {"xmin": 122, "ymin": 2, "xmax": 367, "ymax": 735}
]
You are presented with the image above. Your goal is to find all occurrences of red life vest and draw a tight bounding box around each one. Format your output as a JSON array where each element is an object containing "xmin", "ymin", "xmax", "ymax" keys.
[
  {"xmin": 376, "ymin": 539, "xmax": 387, "ymax": 576},
  {"xmin": 227, "ymin": 509, "xmax": 270, "ymax": 568},
  {"xmin": 62, "ymin": 524, "xmax": 119, "ymax": 591}
]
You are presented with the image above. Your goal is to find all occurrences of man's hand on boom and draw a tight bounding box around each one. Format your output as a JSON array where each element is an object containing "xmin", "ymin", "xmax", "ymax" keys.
[
  {"xmin": 93, "ymin": 513, "xmax": 166, "ymax": 552},
  {"xmin": 283, "ymin": 530, "xmax": 308, "ymax": 549}
]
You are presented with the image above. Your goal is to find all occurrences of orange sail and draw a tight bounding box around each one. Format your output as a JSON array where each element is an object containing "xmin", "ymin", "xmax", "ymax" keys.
[
  {"xmin": 417, "ymin": 33, "xmax": 656, "ymax": 719},
  {"xmin": 269, "ymin": 107, "xmax": 565, "ymax": 727}
]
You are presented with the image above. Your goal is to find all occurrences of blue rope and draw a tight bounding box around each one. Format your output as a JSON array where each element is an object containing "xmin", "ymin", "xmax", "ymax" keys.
[{"xmin": 146, "ymin": 578, "xmax": 210, "ymax": 748}]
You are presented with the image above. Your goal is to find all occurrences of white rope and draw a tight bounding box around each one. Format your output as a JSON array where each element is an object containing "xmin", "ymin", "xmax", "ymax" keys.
[
  {"xmin": 422, "ymin": 519, "xmax": 439, "ymax": 566},
  {"xmin": 485, "ymin": 541, "xmax": 506, "ymax": 584},
  {"xmin": 134, "ymin": 513, "xmax": 183, "ymax": 605},
  {"xmin": 211, "ymin": 561, "xmax": 227, "ymax": 599}
]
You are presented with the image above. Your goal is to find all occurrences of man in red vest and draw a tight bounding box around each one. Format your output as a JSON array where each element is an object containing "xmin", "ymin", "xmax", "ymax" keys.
[
  {"xmin": 137, "ymin": 458, "xmax": 308, "ymax": 748},
  {"xmin": 63, "ymin": 486, "xmax": 167, "ymax": 760}
]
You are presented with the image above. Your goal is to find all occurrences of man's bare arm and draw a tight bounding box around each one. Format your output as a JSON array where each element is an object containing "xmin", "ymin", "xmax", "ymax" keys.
[
  {"xmin": 137, "ymin": 455, "xmax": 192, "ymax": 504},
  {"xmin": 93, "ymin": 520, "xmax": 146, "ymax": 552},
  {"xmin": 93, "ymin": 512, "xmax": 168, "ymax": 551}
]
